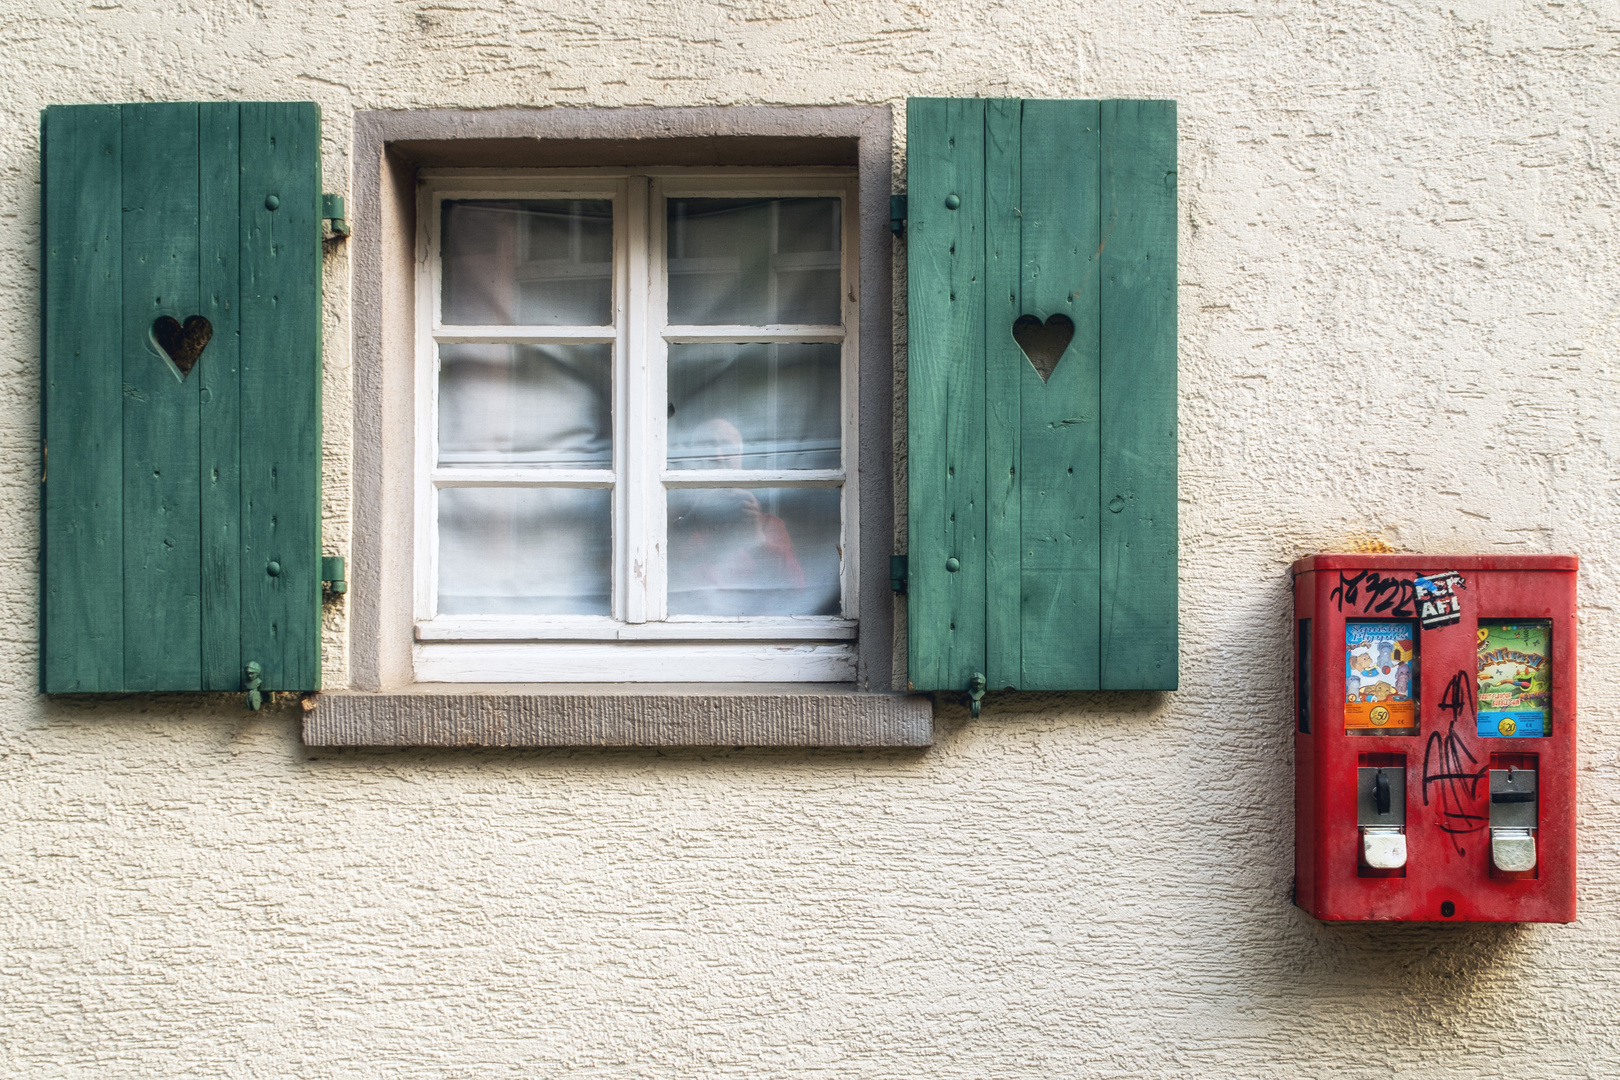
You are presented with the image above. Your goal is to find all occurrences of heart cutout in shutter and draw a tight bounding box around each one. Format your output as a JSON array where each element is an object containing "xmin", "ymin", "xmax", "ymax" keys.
[
  {"xmin": 1012, "ymin": 313, "xmax": 1074, "ymax": 383},
  {"xmin": 152, "ymin": 315, "xmax": 213, "ymax": 377}
]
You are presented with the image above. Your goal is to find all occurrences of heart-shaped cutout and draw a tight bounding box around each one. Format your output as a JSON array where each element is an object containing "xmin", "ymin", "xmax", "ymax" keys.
[
  {"xmin": 1012, "ymin": 313, "xmax": 1074, "ymax": 383},
  {"xmin": 153, "ymin": 315, "xmax": 213, "ymax": 377}
]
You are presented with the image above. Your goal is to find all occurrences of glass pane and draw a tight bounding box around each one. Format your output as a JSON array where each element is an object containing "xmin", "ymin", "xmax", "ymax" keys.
[
  {"xmin": 438, "ymin": 344, "xmax": 611, "ymax": 469},
  {"xmin": 667, "ymin": 487, "xmax": 840, "ymax": 616},
  {"xmin": 441, "ymin": 200, "xmax": 613, "ymax": 325},
  {"xmin": 437, "ymin": 487, "xmax": 611, "ymax": 615},
  {"xmin": 667, "ymin": 198, "xmax": 841, "ymax": 325},
  {"xmin": 667, "ymin": 343, "xmax": 840, "ymax": 471}
]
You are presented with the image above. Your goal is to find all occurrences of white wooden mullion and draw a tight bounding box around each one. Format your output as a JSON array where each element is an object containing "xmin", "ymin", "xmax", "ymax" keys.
[
  {"xmin": 433, "ymin": 468, "xmax": 616, "ymax": 488},
  {"xmin": 415, "ymin": 188, "xmax": 444, "ymax": 622},
  {"xmin": 434, "ymin": 326, "xmax": 617, "ymax": 344},
  {"xmin": 645, "ymin": 178, "xmax": 671, "ymax": 622},
  {"xmin": 623, "ymin": 175, "xmax": 655, "ymax": 624},
  {"xmin": 659, "ymin": 469, "xmax": 845, "ymax": 488},
  {"xmin": 416, "ymin": 615, "xmax": 859, "ymax": 642},
  {"xmin": 662, "ymin": 325, "xmax": 844, "ymax": 343},
  {"xmin": 838, "ymin": 175, "xmax": 861, "ymax": 620},
  {"xmin": 413, "ymin": 641, "xmax": 857, "ymax": 683},
  {"xmin": 418, "ymin": 166, "xmax": 855, "ymax": 185},
  {"xmin": 611, "ymin": 179, "xmax": 632, "ymax": 623}
]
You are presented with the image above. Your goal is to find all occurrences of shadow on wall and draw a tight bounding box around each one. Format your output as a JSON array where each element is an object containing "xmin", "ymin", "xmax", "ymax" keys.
[
  {"xmin": 930, "ymin": 689, "xmax": 1173, "ymax": 736},
  {"xmin": 1274, "ymin": 912, "xmax": 1536, "ymax": 1018}
]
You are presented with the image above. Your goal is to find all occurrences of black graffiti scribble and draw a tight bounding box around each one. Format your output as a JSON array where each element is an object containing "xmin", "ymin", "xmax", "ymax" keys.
[
  {"xmin": 1438, "ymin": 667, "xmax": 1475, "ymax": 723},
  {"xmin": 1330, "ymin": 570, "xmax": 1418, "ymax": 619},
  {"xmin": 1423, "ymin": 670, "xmax": 1487, "ymax": 854}
]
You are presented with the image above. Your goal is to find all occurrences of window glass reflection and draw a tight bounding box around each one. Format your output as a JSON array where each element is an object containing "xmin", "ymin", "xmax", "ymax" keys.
[
  {"xmin": 438, "ymin": 344, "xmax": 612, "ymax": 469},
  {"xmin": 667, "ymin": 343, "xmax": 840, "ymax": 471},
  {"xmin": 438, "ymin": 487, "xmax": 612, "ymax": 615},
  {"xmin": 667, "ymin": 487, "xmax": 840, "ymax": 616},
  {"xmin": 667, "ymin": 198, "xmax": 841, "ymax": 325},
  {"xmin": 441, "ymin": 200, "xmax": 613, "ymax": 325}
]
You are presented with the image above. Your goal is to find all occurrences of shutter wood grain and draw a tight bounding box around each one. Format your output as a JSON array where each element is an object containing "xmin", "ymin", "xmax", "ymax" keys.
[
  {"xmin": 42, "ymin": 105, "xmax": 124, "ymax": 693},
  {"xmin": 906, "ymin": 98, "xmax": 988, "ymax": 692},
  {"xmin": 983, "ymin": 98, "xmax": 1023, "ymax": 690},
  {"xmin": 1100, "ymin": 99, "xmax": 1178, "ymax": 690},
  {"xmin": 199, "ymin": 103, "xmax": 244, "ymax": 690},
  {"xmin": 906, "ymin": 97, "xmax": 1177, "ymax": 694},
  {"xmin": 121, "ymin": 103, "xmax": 203, "ymax": 692},
  {"xmin": 239, "ymin": 102, "xmax": 323, "ymax": 691},
  {"xmin": 41, "ymin": 100, "xmax": 323, "ymax": 694},
  {"xmin": 1019, "ymin": 99, "xmax": 1102, "ymax": 690}
]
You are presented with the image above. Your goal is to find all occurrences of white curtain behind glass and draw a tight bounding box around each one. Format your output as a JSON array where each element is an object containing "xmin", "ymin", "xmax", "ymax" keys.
[
  {"xmin": 435, "ymin": 195, "xmax": 844, "ymax": 619},
  {"xmin": 665, "ymin": 198, "xmax": 843, "ymax": 617}
]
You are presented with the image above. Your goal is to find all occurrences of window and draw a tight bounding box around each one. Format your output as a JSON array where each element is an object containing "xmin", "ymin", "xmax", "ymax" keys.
[{"xmin": 413, "ymin": 169, "xmax": 860, "ymax": 682}]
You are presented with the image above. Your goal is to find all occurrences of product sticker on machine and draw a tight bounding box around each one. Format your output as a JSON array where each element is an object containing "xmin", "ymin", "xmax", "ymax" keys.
[
  {"xmin": 1414, "ymin": 570, "xmax": 1466, "ymax": 629},
  {"xmin": 1344, "ymin": 620, "xmax": 1417, "ymax": 734},
  {"xmin": 1477, "ymin": 621, "xmax": 1551, "ymax": 737}
]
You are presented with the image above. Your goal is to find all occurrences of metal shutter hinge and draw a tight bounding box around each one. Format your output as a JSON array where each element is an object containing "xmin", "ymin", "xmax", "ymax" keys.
[
  {"xmin": 321, "ymin": 555, "xmax": 348, "ymax": 596},
  {"xmin": 890, "ymin": 194, "xmax": 907, "ymax": 236},
  {"xmin": 890, "ymin": 554, "xmax": 907, "ymax": 594},
  {"xmin": 321, "ymin": 193, "xmax": 351, "ymax": 240}
]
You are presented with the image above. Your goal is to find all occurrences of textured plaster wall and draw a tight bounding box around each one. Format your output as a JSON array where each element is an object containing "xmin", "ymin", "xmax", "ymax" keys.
[{"xmin": 4, "ymin": 1, "xmax": 1620, "ymax": 1076}]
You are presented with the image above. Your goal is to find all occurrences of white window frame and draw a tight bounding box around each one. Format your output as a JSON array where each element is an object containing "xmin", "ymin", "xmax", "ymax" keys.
[{"xmin": 411, "ymin": 167, "xmax": 861, "ymax": 682}]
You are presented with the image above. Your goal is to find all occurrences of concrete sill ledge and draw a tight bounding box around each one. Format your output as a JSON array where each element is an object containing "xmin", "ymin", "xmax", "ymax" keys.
[{"xmin": 304, "ymin": 685, "xmax": 934, "ymax": 748}]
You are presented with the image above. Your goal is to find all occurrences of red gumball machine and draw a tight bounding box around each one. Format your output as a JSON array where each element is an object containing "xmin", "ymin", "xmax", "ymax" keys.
[{"xmin": 1292, "ymin": 554, "xmax": 1577, "ymax": 922}]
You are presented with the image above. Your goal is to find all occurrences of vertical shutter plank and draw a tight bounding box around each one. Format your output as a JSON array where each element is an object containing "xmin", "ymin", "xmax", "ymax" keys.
[
  {"xmin": 199, "ymin": 103, "xmax": 243, "ymax": 690},
  {"xmin": 239, "ymin": 102, "xmax": 322, "ymax": 691},
  {"xmin": 983, "ymin": 98, "xmax": 1023, "ymax": 690},
  {"xmin": 906, "ymin": 98, "xmax": 987, "ymax": 692},
  {"xmin": 1018, "ymin": 99, "xmax": 1102, "ymax": 690},
  {"xmin": 1100, "ymin": 99, "xmax": 1178, "ymax": 690},
  {"xmin": 42, "ymin": 106, "xmax": 124, "ymax": 692},
  {"xmin": 121, "ymin": 103, "xmax": 202, "ymax": 692}
]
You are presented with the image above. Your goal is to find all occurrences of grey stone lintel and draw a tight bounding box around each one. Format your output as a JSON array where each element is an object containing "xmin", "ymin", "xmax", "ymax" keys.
[{"xmin": 305, "ymin": 686, "xmax": 932, "ymax": 748}]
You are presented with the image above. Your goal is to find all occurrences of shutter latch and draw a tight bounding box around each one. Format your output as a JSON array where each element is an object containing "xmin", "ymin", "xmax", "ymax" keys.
[
  {"xmin": 244, "ymin": 662, "xmax": 264, "ymax": 711},
  {"xmin": 890, "ymin": 554, "xmax": 907, "ymax": 594},
  {"xmin": 966, "ymin": 672, "xmax": 987, "ymax": 719},
  {"xmin": 890, "ymin": 194, "xmax": 907, "ymax": 236},
  {"xmin": 321, "ymin": 193, "xmax": 351, "ymax": 240},
  {"xmin": 321, "ymin": 555, "xmax": 348, "ymax": 596}
]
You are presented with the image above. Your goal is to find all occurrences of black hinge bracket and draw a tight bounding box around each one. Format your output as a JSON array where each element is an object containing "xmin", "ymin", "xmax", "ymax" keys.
[
  {"xmin": 890, "ymin": 194, "xmax": 907, "ymax": 236},
  {"xmin": 322, "ymin": 555, "xmax": 348, "ymax": 596},
  {"xmin": 890, "ymin": 554, "xmax": 908, "ymax": 594},
  {"xmin": 322, "ymin": 193, "xmax": 351, "ymax": 240}
]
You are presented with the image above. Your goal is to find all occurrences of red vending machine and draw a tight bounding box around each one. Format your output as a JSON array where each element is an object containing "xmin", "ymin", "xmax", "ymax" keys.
[{"xmin": 1292, "ymin": 554, "xmax": 1577, "ymax": 922}]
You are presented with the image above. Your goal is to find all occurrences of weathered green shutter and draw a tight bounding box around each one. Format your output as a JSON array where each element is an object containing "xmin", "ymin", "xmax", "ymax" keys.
[
  {"xmin": 42, "ymin": 102, "xmax": 324, "ymax": 693},
  {"xmin": 906, "ymin": 98, "xmax": 1177, "ymax": 693}
]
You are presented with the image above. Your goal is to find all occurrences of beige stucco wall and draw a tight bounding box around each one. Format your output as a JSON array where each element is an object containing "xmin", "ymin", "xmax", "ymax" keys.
[{"xmin": 6, "ymin": 0, "xmax": 1620, "ymax": 1074}]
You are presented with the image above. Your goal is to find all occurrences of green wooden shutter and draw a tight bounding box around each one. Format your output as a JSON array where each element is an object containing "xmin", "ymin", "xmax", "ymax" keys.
[
  {"xmin": 42, "ymin": 102, "xmax": 324, "ymax": 694},
  {"xmin": 906, "ymin": 98, "xmax": 1177, "ymax": 693}
]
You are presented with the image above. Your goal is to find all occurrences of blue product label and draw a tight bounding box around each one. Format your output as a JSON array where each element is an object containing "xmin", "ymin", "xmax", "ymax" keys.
[{"xmin": 1478, "ymin": 710, "xmax": 1545, "ymax": 738}]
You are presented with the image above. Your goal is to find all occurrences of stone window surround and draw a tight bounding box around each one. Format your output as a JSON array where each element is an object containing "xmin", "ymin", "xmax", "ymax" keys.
[{"xmin": 309, "ymin": 105, "xmax": 932, "ymax": 748}]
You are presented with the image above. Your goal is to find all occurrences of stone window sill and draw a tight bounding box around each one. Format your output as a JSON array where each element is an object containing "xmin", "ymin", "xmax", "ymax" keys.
[{"xmin": 303, "ymin": 684, "xmax": 933, "ymax": 748}]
